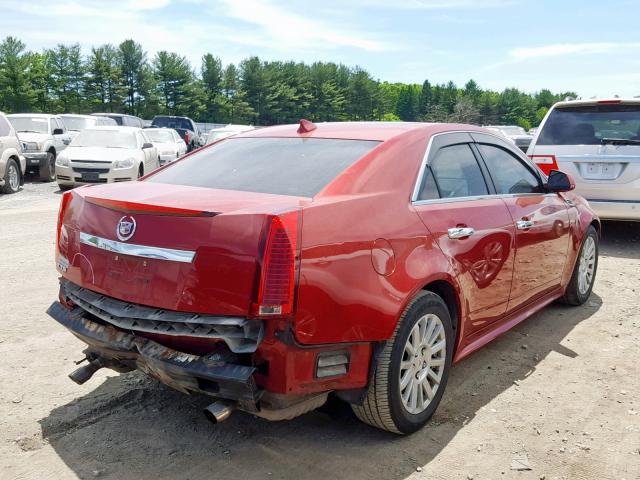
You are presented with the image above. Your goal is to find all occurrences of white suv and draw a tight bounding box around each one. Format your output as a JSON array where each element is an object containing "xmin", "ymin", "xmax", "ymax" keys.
[
  {"xmin": 7, "ymin": 113, "xmax": 71, "ymax": 182},
  {"xmin": 528, "ymin": 98, "xmax": 640, "ymax": 221},
  {"xmin": 0, "ymin": 112, "xmax": 26, "ymax": 194}
]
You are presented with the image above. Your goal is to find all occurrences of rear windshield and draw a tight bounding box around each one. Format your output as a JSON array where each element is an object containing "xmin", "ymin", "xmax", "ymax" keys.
[
  {"xmin": 152, "ymin": 117, "xmax": 191, "ymax": 130},
  {"xmin": 537, "ymin": 104, "xmax": 640, "ymax": 145},
  {"xmin": 146, "ymin": 137, "xmax": 380, "ymax": 197}
]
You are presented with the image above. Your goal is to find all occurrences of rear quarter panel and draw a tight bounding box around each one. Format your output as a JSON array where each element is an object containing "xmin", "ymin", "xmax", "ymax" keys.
[{"xmin": 294, "ymin": 131, "xmax": 463, "ymax": 345}]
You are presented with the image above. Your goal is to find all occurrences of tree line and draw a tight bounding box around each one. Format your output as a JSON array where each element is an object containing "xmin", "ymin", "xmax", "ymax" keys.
[{"xmin": 0, "ymin": 36, "xmax": 576, "ymax": 130}]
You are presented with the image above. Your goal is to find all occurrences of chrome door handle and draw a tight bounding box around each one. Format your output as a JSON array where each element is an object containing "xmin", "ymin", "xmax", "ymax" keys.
[
  {"xmin": 517, "ymin": 220, "xmax": 534, "ymax": 230},
  {"xmin": 448, "ymin": 227, "xmax": 475, "ymax": 239}
]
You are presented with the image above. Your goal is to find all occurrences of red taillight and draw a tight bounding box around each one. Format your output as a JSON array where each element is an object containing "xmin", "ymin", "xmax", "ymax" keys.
[
  {"xmin": 597, "ymin": 99, "xmax": 622, "ymax": 104},
  {"xmin": 184, "ymin": 131, "xmax": 190, "ymax": 144},
  {"xmin": 253, "ymin": 211, "xmax": 300, "ymax": 317},
  {"xmin": 57, "ymin": 191, "xmax": 72, "ymax": 249},
  {"xmin": 529, "ymin": 155, "xmax": 558, "ymax": 176}
]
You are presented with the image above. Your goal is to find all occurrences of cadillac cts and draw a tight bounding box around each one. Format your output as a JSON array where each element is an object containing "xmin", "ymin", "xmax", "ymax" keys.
[{"xmin": 48, "ymin": 121, "xmax": 599, "ymax": 434}]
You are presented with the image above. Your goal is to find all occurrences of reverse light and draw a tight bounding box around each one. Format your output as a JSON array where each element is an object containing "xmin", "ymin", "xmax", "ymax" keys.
[
  {"xmin": 529, "ymin": 154, "xmax": 558, "ymax": 176},
  {"xmin": 253, "ymin": 211, "xmax": 301, "ymax": 317}
]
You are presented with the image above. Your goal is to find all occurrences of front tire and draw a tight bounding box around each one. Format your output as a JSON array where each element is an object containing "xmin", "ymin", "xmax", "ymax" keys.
[
  {"xmin": 1, "ymin": 158, "xmax": 21, "ymax": 194},
  {"xmin": 562, "ymin": 225, "xmax": 598, "ymax": 305},
  {"xmin": 39, "ymin": 151, "xmax": 56, "ymax": 182},
  {"xmin": 352, "ymin": 291, "xmax": 453, "ymax": 434}
]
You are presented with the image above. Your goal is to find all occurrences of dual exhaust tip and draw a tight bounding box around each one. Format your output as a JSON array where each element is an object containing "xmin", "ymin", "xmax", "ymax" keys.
[{"xmin": 69, "ymin": 362, "xmax": 236, "ymax": 423}]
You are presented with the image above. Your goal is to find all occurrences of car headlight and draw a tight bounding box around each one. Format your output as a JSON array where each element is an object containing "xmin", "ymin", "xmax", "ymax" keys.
[
  {"xmin": 55, "ymin": 156, "xmax": 69, "ymax": 167},
  {"xmin": 22, "ymin": 141, "xmax": 40, "ymax": 151},
  {"xmin": 113, "ymin": 158, "xmax": 135, "ymax": 169}
]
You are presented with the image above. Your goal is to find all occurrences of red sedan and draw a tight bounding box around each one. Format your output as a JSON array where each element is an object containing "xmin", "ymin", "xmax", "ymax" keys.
[{"xmin": 48, "ymin": 121, "xmax": 599, "ymax": 434}]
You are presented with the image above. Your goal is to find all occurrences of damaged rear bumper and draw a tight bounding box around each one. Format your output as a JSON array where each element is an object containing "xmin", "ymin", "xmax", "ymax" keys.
[{"xmin": 47, "ymin": 301, "xmax": 261, "ymax": 403}]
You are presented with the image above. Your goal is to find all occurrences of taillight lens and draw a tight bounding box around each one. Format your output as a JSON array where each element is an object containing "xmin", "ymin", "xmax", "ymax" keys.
[
  {"xmin": 184, "ymin": 132, "xmax": 190, "ymax": 144},
  {"xmin": 529, "ymin": 155, "xmax": 558, "ymax": 176},
  {"xmin": 57, "ymin": 191, "xmax": 72, "ymax": 250},
  {"xmin": 253, "ymin": 211, "xmax": 300, "ymax": 317}
]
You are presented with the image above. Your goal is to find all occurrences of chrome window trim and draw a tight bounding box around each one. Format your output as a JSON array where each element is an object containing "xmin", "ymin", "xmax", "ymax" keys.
[
  {"xmin": 79, "ymin": 232, "xmax": 195, "ymax": 263},
  {"xmin": 411, "ymin": 130, "xmax": 547, "ymax": 205}
]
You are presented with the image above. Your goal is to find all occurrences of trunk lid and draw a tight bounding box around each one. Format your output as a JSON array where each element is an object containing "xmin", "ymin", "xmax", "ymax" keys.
[{"xmin": 58, "ymin": 182, "xmax": 307, "ymax": 316}]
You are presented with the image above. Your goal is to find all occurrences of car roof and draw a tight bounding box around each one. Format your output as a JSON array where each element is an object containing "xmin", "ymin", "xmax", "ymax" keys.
[
  {"xmin": 234, "ymin": 121, "xmax": 484, "ymax": 142},
  {"xmin": 553, "ymin": 98, "xmax": 640, "ymax": 109},
  {"xmin": 85, "ymin": 126, "xmax": 141, "ymax": 132},
  {"xmin": 92, "ymin": 113, "xmax": 138, "ymax": 118},
  {"xmin": 7, "ymin": 113, "xmax": 57, "ymax": 118},
  {"xmin": 60, "ymin": 114, "xmax": 97, "ymax": 119}
]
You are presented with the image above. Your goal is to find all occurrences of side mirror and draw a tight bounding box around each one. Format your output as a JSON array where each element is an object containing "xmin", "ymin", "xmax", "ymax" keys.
[
  {"xmin": 53, "ymin": 128, "xmax": 64, "ymax": 135},
  {"xmin": 142, "ymin": 142, "xmax": 154, "ymax": 149},
  {"xmin": 546, "ymin": 169, "xmax": 575, "ymax": 193}
]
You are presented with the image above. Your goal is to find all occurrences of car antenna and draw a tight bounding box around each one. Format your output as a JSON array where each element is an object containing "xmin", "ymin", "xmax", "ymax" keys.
[{"xmin": 297, "ymin": 119, "xmax": 317, "ymax": 134}]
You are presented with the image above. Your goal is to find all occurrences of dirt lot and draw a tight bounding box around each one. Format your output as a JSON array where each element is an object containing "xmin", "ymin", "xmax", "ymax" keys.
[{"xmin": 1, "ymin": 179, "xmax": 639, "ymax": 480}]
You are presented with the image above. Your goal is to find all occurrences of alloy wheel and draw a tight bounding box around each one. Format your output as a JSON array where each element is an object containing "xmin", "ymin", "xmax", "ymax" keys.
[
  {"xmin": 399, "ymin": 313, "xmax": 446, "ymax": 415},
  {"xmin": 578, "ymin": 236, "xmax": 596, "ymax": 295}
]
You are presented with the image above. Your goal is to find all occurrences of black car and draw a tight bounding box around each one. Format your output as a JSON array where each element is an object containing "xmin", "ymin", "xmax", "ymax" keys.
[{"xmin": 150, "ymin": 116, "xmax": 203, "ymax": 151}]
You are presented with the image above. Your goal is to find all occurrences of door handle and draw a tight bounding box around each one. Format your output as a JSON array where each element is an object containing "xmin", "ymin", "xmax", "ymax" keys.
[
  {"xmin": 448, "ymin": 227, "xmax": 475, "ymax": 239},
  {"xmin": 516, "ymin": 220, "xmax": 534, "ymax": 230}
]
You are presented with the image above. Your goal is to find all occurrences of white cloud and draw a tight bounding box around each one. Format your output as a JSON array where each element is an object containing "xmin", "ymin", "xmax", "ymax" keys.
[
  {"xmin": 510, "ymin": 42, "xmax": 640, "ymax": 59},
  {"xmin": 127, "ymin": 0, "xmax": 172, "ymax": 10},
  {"xmin": 219, "ymin": 0, "xmax": 390, "ymax": 52},
  {"xmin": 352, "ymin": 0, "xmax": 516, "ymax": 9}
]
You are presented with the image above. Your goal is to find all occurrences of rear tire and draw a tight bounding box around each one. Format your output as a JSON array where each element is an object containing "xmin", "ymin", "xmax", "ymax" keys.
[
  {"xmin": 562, "ymin": 225, "xmax": 598, "ymax": 305},
  {"xmin": 352, "ymin": 291, "xmax": 453, "ymax": 434},
  {"xmin": 39, "ymin": 151, "xmax": 55, "ymax": 182},
  {"xmin": 1, "ymin": 158, "xmax": 20, "ymax": 194}
]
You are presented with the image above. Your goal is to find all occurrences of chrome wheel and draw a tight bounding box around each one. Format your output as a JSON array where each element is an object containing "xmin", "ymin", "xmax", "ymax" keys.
[
  {"xmin": 8, "ymin": 163, "xmax": 19, "ymax": 191},
  {"xmin": 399, "ymin": 313, "xmax": 446, "ymax": 415},
  {"xmin": 578, "ymin": 236, "xmax": 596, "ymax": 295}
]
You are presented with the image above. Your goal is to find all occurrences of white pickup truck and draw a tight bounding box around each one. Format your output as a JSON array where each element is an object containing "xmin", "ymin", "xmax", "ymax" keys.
[{"xmin": 0, "ymin": 112, "xmax": 26, "ymax": 194}]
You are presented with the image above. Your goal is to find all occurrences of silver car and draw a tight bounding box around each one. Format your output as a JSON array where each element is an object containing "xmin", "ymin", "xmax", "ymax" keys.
[{"xmin": 528, "ymin": 98, "xmax": 640, "ymax": 221}]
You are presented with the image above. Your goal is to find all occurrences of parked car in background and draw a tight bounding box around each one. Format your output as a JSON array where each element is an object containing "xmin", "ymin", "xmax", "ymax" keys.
[
  {"xmin": 49, "ymin": 121, "xmax": 599, "ymax": 435},
  {"xmin": 91, "ymin": 113, "xmax": 145, "ymax": 128},
  {"xmin": 485, "ymin": 125, "xmax": 533, "ymax": 152},
  {"xmin": 528, "ymin": 98, "xmax": 640, "ymax": 221},
  {"xmin": 144, "ymin": 128, "xmax": 187, "ymax": 164},
  {"xmin": 7, "ymin": 113, "xmax": 71, "ymax": 182},
  {"xmin": 0, "ymin": 111, "xmax": 26, "ymax": 194},
  {"xmin": 54, "ymin": 126, "xmax": 158, "ymax": 189},
  {"xmin": 206, "ymin": 124, "xmax": 255, "ymax": 144},
  {"xmin": 151, "ymin": 115, "xmax": 203, "ymax": 151},
  {"xmin": 60, "ymin": 114, "xmax": 117, "ymax": 139}
]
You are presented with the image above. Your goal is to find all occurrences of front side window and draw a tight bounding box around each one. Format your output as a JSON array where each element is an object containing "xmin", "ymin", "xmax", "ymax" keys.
[
  {"xmin": 147, "ymin": 137, "xmax": 380, "ymax": 197},
  {"xmin": 478, "ymin": 144, "xmax": 541, "ymax": 194},
  {"xmin": 427, "ymin": 144, "xmax": 488, "ymax": 199}
]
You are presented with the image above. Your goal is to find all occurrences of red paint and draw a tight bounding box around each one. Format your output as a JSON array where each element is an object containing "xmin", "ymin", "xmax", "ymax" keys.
[{"xmin": 54, "ymin": 122, "xmax": 598, "ymax": 397}]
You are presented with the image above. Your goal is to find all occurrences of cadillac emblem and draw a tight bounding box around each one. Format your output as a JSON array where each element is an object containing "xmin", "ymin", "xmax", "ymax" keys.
[{"xmin": 116, "ymin": 215, "xmax": 136, "ymax": 241}]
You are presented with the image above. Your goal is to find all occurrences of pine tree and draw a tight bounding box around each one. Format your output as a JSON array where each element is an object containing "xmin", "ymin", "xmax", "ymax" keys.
[{"xmin": 0, "ymin": 37, "xmax": 33, "ymax": 112}]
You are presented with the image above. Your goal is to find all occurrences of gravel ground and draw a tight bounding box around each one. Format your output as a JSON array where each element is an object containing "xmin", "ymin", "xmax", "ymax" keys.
[{"xmin": 1, "ymin": 179, "xmax": 639, "ymax": 480}]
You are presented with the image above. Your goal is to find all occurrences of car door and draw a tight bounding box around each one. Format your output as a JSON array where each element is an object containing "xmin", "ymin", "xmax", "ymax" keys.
[
  {"xmin": 412, "ymin": 132, "xmax": 516, "ymax": 333},
  {"xmin": 471, "ymin": 133, "xmax": 571, "ymax": 310},
  {"xmin": 51, "ymin": 118, "xmax": 70, "ymax": 151}
]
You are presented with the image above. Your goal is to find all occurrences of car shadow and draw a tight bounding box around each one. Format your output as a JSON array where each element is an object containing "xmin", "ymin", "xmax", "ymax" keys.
[
  {"xmin": 40, "ymin": 294, "xmax": 602, "ymax": 480},
  {"xmin": 599, "ymin": 221, "xmax": 640, "ymax": 260}
]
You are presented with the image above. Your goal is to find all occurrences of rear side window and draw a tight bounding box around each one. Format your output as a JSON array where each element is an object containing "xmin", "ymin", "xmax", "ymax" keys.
[
  {"xmin": 537, "ymin": 104, "xmax": 640, "ymax": 145},
  {"xmin": 427, "ymin": 144, "xmax": 488, "ymax": 198},
  {"xmin": 0, "ymin": 116, "xmax": 11, "ymax": 136},
  {"xmin": 147, "ymin": 137, "xmax": 380, "ymax": 197},
  {"xmin": 478, "ymin": 144, "xmax": 541, "ymax": 194},
  {"xmin": 153, "ymin": 117, "xmax": 192, "ymax": 130}
]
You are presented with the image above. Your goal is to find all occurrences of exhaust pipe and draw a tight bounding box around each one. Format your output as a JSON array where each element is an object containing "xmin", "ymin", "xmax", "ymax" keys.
[
  {"xmin": 204, "ymin": 400, "xmax": 236, "ymax": 424},
  {"xmin": 69, "ymin": 362, "xmax": 101, "ymax": 385}
]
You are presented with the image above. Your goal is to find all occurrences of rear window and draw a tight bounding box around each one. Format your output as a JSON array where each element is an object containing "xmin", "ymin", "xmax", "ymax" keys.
[
  {"xmin": 153, "ymin": 117, "xmax": 192, "ymax": 130},
  {"xmin": 537, "ymin": 104, "xmax": 640, "ymax": 145},
  {"xmin": 146, "ymin": 137, "xmax": 380, "ymax": 197}
]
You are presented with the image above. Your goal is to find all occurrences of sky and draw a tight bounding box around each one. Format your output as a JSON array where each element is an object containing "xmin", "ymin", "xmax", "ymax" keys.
[{"xmin": 1, "ymin": 0, "xmax": 639, "ymax": 97}]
